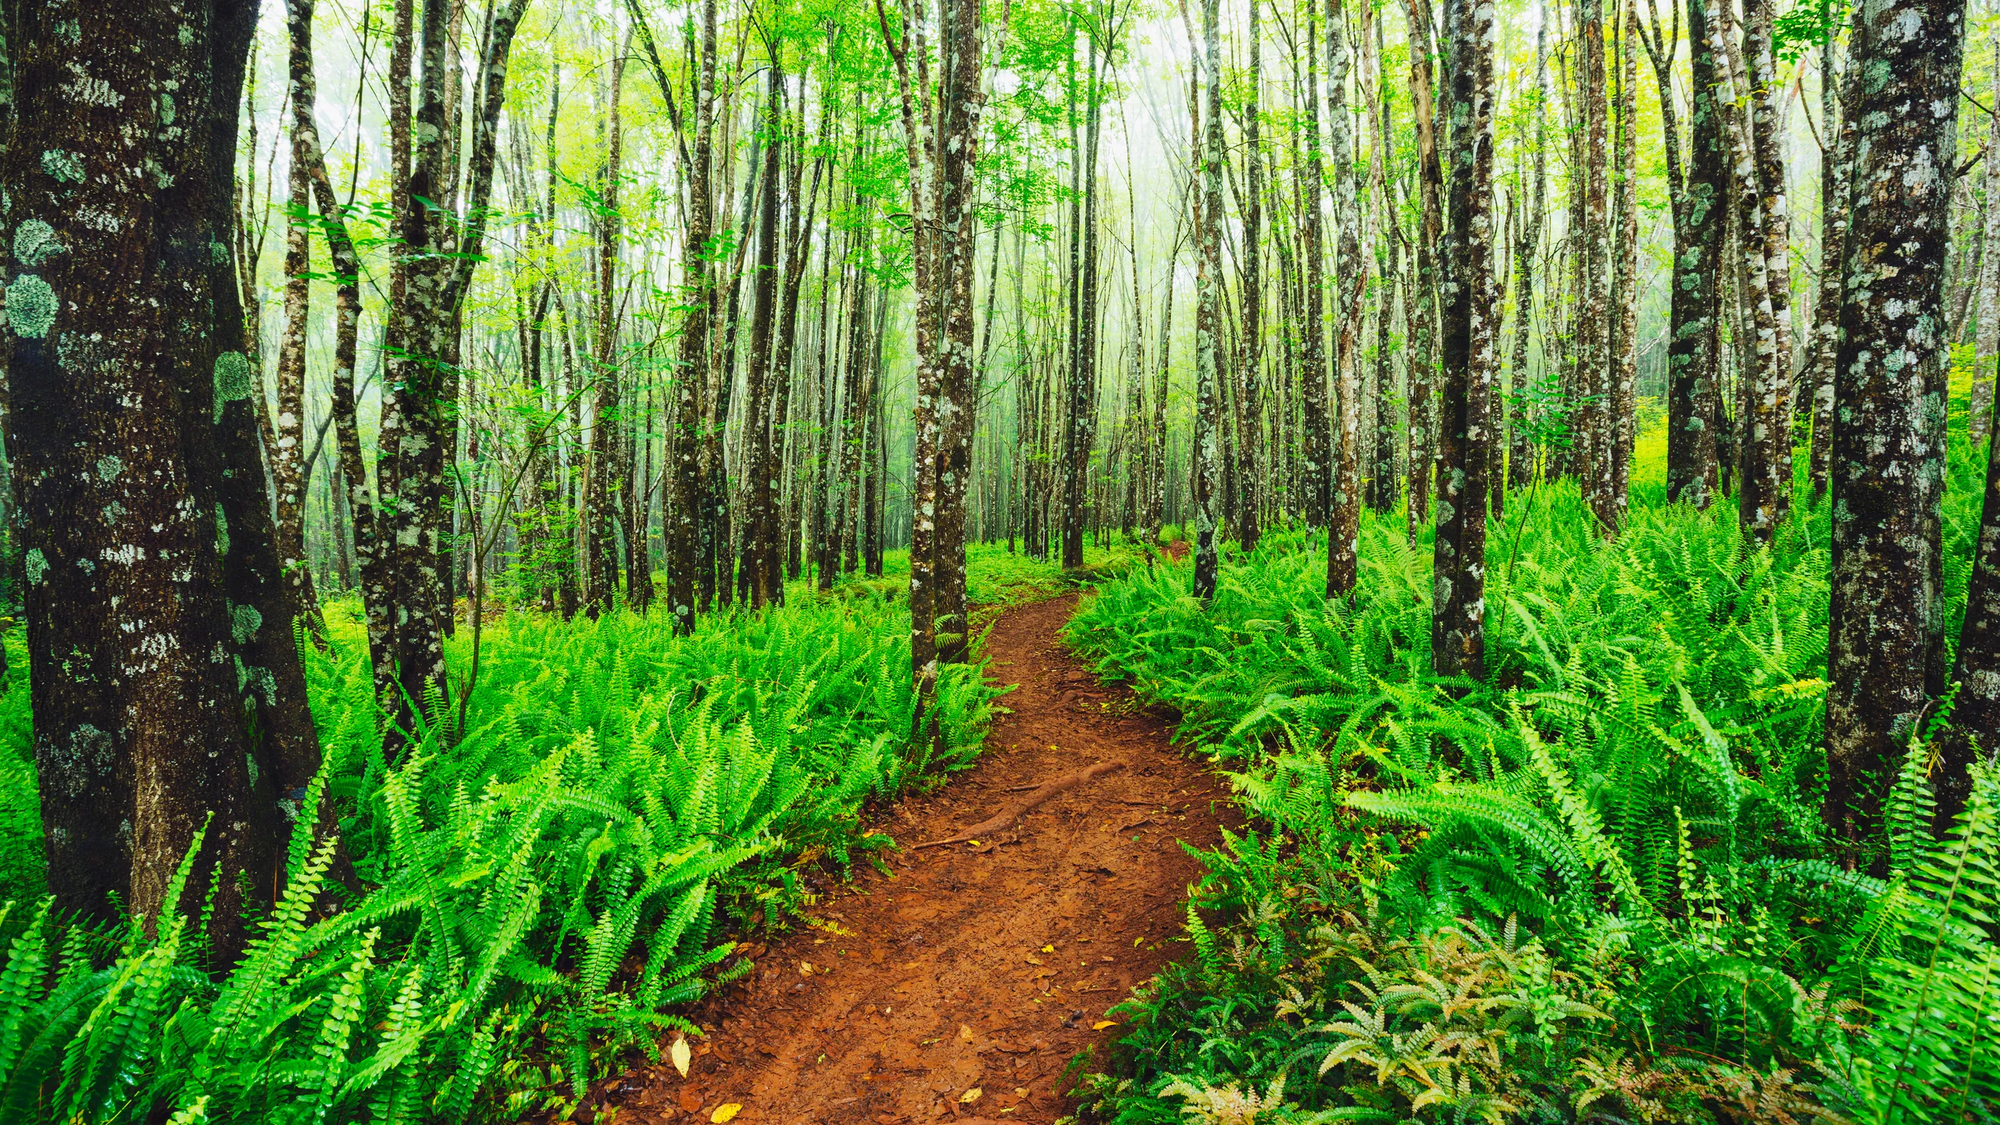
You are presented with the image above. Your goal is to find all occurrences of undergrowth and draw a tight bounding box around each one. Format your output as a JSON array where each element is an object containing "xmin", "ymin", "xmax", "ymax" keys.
[
  {"xmin": 0, "ymin": 588, "xmax": 996, "ymax": 1123},
  {"xmin": 1066, "ymin": 440, "xmax": 1998, "ymax": 1123}
]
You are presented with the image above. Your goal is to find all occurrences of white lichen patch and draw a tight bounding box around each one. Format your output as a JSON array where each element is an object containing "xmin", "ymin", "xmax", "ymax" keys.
[
  {"xmin": 95, "ymin": 454, "xmax": 123, "ymax": 482},
  {"xmin": 8, "ymin": 275, "xmax": 58, "ymax": 339},
  {"xmin": 24, "ymin": 548, "xmax": 47, "ymax": 586}
]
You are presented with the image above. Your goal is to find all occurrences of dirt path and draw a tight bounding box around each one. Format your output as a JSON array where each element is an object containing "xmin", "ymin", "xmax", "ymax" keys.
[{"xmin": 600, "ymin": 594, "xmax": 1234, "ymax": 1125}]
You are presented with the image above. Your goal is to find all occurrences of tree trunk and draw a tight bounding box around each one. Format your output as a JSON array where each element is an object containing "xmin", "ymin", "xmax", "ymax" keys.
[
  {"xmin": 582, "ymin": 47, "xmax": 625, "ymax": 617},
  {"xmin": 1327, "ymin": 0, "xmax": 1366, "ymax": 596},
  {"xmin": 739, "ymin": 61, "xmax": 785, "ymax": 609},
  {"xmin": 1722, "ymin": 0, "xmax": 1785, "ymax": 543},
  {"xmin": 1301, "ymin": 0, "xmax": 1330, "ymax": 531},
  {"xmin": 5, "ymin": 0, "xmax": 318, "ymax": 959},
  {"xmin": 1406, "ymin": 0, "xmax": 1444, "ymax": 541},
  {"xmin": 667, "ymin": 0, "xmax": 716, "ymax": 632},
  {"xmin": 1193, "ymin": 0, "xmax": 1224, "ymax": 600},
  {"xmin": 1237, "ymin": 0, "xmax": 1265, "ymax": 550},
  {"xmin": 1668, "ymin": 0, "xmax": 1725, "ymax": 507},
  {"xmin": 1823, "ymin": 0, "xmax": 1964, "ymax": 854},
  {"xmin": 1430, "ymin": 0, "xmax": 1495, "ymax": 678},
  {"xmin": 1579, "ymin": 0, "xmax": 1613, "ymax": 529}
]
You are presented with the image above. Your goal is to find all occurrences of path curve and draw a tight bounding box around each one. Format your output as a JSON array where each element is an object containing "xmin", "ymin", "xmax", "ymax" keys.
[{"xmin": 603, "ymin": 593, "xmax": 1234, "ymax": 1125}]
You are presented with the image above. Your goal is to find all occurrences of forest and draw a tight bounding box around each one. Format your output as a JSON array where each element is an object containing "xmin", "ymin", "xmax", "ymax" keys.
[{"xmin": 0, "ymin": 0, "xmax": 1994, "ymax": 1119}]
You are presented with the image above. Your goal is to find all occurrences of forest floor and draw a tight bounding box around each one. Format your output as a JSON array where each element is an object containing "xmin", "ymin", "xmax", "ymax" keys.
[{"xmin": 593, "ymin": 593, "xmax": 1236, "ymax": 1125}]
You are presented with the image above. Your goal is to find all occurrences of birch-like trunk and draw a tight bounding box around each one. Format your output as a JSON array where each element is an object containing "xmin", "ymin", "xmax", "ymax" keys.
[
  {"xmin": 1193, "ymin": 0, "xmax": 1224, "ymax": 600},
  {"xmin": 1326, "ymin": 0, "xmax": 1366, "ymax": 596}
]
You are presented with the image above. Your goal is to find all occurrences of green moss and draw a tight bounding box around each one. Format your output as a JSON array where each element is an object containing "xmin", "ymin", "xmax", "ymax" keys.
[
  {"xmin": 95, "ymin": 455, "xmax": 122, "ymax": 483},
  {"xmin": 213, "ymin": 351, "xmax": 252, "ymax": 420},
  {"xmin": 231, "ymin": 603, "xmax": 261, "ymax": 644},
  {"xmin": 215, "ymin": 504, "xmax": 230, "ymax": 556},
  {"xmin": 7, "ymin": 276, "xmax": 56, "ymax": 340},
  {"xmin": 23, "ymin": 549, "xmax": 46, "ymax": 587}
]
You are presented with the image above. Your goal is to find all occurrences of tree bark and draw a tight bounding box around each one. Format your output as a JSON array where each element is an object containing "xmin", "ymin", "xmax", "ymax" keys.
[
  {"xmin": 1430, "ymin": 0, "xmax": 1495, "ymax": 678},
  {"xmin": 1326, "ymin": 0, "xmax": 1366, "ymax": 596},
  {"xmin": 1193, "ymin": 0, "xmax": 1224, "ymax": 600},
  {"xmin": 1668, "ymin": 0, "xmax": 1725, "ymax": 507},
  {"xmin": 1823, "ymin": 0, "xmax": 1965, "ymax": 853},
  {"xmin": 1406, "ymin": 0, "xmax": 1444, "ymax": 541},
  {"xmin": 5, "ymin": 0, "xmax": 318, "ymax": 959}
]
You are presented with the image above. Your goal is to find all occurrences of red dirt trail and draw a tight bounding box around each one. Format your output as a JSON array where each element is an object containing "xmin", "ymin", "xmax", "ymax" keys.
[{"xmin": 597, "ymin": 593, "xmax": 1234, "ymax": 1125}]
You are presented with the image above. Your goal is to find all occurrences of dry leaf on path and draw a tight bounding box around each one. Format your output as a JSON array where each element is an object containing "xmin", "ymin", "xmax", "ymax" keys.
[
  {"xmin": 671, "ymin": 1037, "xmax": 692, "ymax": 1077},
  {"xmin": 711, "ymin": 1104, "xmax": 742, "ymax": 1123},
  {"xmin": 960, "ymin": 1088, "xmax": 984, "ymax": 1104},
  {"xmin": 1092, "ymin": 1020, "xmax": 1118, "ymax": 1030}
]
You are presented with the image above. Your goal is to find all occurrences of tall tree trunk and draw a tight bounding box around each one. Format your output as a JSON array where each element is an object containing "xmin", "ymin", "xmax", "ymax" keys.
[
  {"xmin": 6, "ymin": 0, "xmax": 319, "ymax": 959},
  {"xmin": 1237, "ymin": 0, "xmax": 1265, "ymax": 550},
  {"xmin": 1668, "ymin": 0, "xmax": 1726, "ymax": 507},
  {"xmin": 1973, "ymin": 40, "xmax": 2000, "ymax": 446},
  {"xmin": 1744, "ymin": 0, "xmax": 1796, "ymax": 487},
  {"xmin": 582, "ymin": 47, "xmax": 625, "ymax": 617},
  {"xmin": 277, "ymin": 16, "xmax": 327, "ymax": 646},
  {"xmin": 1431, "ymin": 0, "xmax": 1495, "ymax": 677},
  {"xmin": 739, "ymin": 61, "xmax": 785, "ymax": 609},
  {"xmin": 1369, "ymin": 11, "xmax": 1400, "ymax": 517},
  {"xmin": 1327, "ymin": 0, "xmax": 1366, "ymax": 596},
  {"xmin": 667, "ymin": 0, "xmax": 716, "ymax": 632},
  {"xmin": 1193, "ymin": 0, "xmax": 1224, "ymax": 600},
  {"xmin": 1807, "ymin": 8, "xmax": 1852, "ymax": 497},
  {"xmin": 930, "ymin": 0, "xmax": 988, "ymax": 666},
  {"xmin": 1406, "ymin": 0, "xmax": 1444, "ymax": 541},
  {"xmin": 1580, "ymin": 0, "xmax": 1613, "ymax": 528},
  {"xmin": 1507, "ymin": 2, "xmax": 1548, "ymax": 498},
  {"xmin": 1722, "ymin": 0, "xmax": 1785, "ymax": 543},
  {"xmin": 1301, "ymin": 0, "xmax": 1330, "ymax": 531},
  {"xmin": 1609, "ymin": 0, "xmax": 1638, "ymax": 521},
  {"xmin": 1823, "ymin": 0, "xmax": 1964, "ymax": 853}
]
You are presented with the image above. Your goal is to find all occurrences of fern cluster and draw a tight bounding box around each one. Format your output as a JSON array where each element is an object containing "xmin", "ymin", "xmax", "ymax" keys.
[
  {"xmin": 0, "ymin": 585, "xmax": 996, "ymax": 1123},
  {"xmin": 1069, "ymin": 437, "xmax": 1999, "ymax": 1123}
]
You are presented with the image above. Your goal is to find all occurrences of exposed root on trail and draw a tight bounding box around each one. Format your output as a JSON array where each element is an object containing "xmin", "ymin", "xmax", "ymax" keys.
[{"xmin": 914, "ymin": 759, "xmax": 1127, "ymax": 848}]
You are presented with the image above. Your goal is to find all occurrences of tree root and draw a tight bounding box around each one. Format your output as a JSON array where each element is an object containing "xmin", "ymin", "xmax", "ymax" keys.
[{"xmin": 915, "ymin": 760, "xmax": 1126, "ymax": 849}]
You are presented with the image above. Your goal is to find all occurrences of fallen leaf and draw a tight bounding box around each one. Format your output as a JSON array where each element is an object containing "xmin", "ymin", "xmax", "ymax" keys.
[
  {"xmin": 967, "ymin": 840, "xmax": 981, "ymax": 847},
  {"xmin": 960, "ymin": 1088, "xmax": 984, "ymax": 1104},
  {"xmin": 712, "ymin": 1104, "xmax": 742, "ymax": 1123},
  {"xmin": 671, "ymin": 1037, "xmax": 692, "ymax": 1077},
  {"xmin": 1092, "ymin": 1020, "xmax": 1118, "ymax": 1030},
  {"xmin": 678, "ymin": 1088, "xmax": 703, "ymax": 1114},
  {"xmin": 1015, "ymin": 1088, "xmax": 1029, "ymax": 1097},
  {"xmin": 799, "ymin": 961, "xmax": 814, "ymax": 976},
  {"xmin": 958, "ymin": 1024, "xmax": 975, "ymax": 1041},
  {"xmin": 1023, "ymin": 953, "xmax": 1044, "ymax": 966},
  {"xmin": 1041, "ymin": 944, "xmax": 1055, "ymax": 953}
]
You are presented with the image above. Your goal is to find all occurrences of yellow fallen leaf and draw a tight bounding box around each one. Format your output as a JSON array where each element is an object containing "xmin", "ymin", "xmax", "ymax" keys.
[
  {"xmin": 961, "ymin": 1088, "xmax": 984, "ymax": 1104},
  {"xmin": 799, "ymin": 961, "xmax": 814, "ymax": 976},
  {"xmin": 1015, "ymin": 1087, "xmax": 1030, "ymax": 1097},
  {"xmin": 671, "ymin": 1037, "xmax": 692, "ymax": 1077},
  {"xmin": 1041, "ymin": 944, "xmax": 1055, "ymax": 953},
  {"xmin": 958, "ymin": 1024, "xmax": 975, "ymax": 1041},
  {"xmin": 712, "ymin": 1105, "xmax": 742, "ymax": 1123},
  {"xmin": 1093, "ymin": 1020, "xmax": 1118, "ymax": 1030},
  {"xmin": 1023, "ymin": 953, "xmax": 1044, "ymax": 965},
  {"xmin": 968, "ymin": 839, "xmax": 981, "ymax": 847}
]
